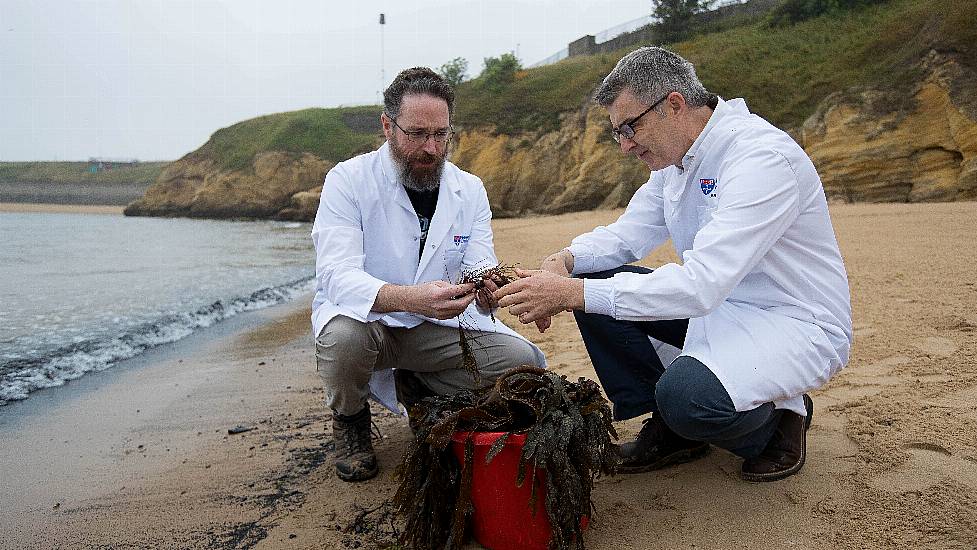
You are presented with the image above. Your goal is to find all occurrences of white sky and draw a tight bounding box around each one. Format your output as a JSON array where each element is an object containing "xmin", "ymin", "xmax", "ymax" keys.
[{"xmin": 0, "ymin": 0, "xmax": 653, "ymax": 161}]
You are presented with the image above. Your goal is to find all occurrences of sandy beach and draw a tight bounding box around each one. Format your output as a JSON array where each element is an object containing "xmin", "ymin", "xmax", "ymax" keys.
[{"xmin": 2, "ymin": 201, "xmax": 976, "ymax": 549}]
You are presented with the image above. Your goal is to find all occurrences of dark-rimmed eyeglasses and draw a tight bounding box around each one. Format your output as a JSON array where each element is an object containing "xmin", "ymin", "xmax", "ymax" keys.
[
  {"xmin": 388, "ymin": 116, "xmax": 454, "ymax": 144},
  {"xmin": 611, "ymin": 93, "xmax": 671, "ymax": 143}
]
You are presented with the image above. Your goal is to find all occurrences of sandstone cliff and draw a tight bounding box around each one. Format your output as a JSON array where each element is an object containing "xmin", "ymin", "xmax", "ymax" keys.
[{"xmin": 802, "ymin": 52, "xmax": 977, "ymax": 203}]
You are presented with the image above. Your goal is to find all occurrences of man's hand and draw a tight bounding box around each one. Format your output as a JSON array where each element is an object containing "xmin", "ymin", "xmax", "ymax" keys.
[
  {"xmin": 474, "ymin": 276, "xmax": 500, "ymax": 314},
  {"xmin": 530, "ymin": 250, "xmax": 575, "ymax": 332},
  {"xmin": 495, "ymin": 269, "xmax": 584, "ymax": 328},
  {"xmin": 375, "ymin": 281, "xmax": 475, "ymax": 319},
  {"xmin": 411, "ymin": 280, "xmax": 476, "ymax": 319}
]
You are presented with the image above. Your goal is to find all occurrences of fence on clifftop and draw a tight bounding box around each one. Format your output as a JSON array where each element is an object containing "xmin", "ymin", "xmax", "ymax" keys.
[{"xmin": 529, "ymin": 0, "xmax": 774, "ymax": 68}]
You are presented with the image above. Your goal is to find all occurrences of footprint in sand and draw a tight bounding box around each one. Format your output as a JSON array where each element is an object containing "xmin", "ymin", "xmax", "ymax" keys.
[
  {"xmin": 915, "ymin": 336, "xmax": 958, "ymax": 357},
  {"xmin": 869, "ymin": 442, "xmax": 977, "ymax": 493}
]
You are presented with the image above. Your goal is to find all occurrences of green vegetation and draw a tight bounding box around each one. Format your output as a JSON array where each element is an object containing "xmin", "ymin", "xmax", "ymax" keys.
[
  {"xmin": 686, "ymin": 0, "xmax": 975, "ymax": 128},
  {"xmin": 456, "ymin": 54, "xmax": 617, "ymax": 134},
  {"xmin": 0, "ymin": 161, "xmax": 167, "ymax": 186},
  {"xmin": 196, "ymin": 105, "xmax": 382, "ymax": 172},
  {"xmin": 438, "ymin": 57, "xmax": 469, "ymax": 87},
  {"xmin": 653, "ymin": 0, "xmax": 717, "ymax": 43},
  {"xmin": 767, "ymin": 0, "xmax": 889, "ymax": 26},
  {"xmin": 476, "ymin": 53, "xmax": 523, "ymax": 91},
  {"xmin": 454, "ymin": 0, "xmax": 976, "ymax": 133}
]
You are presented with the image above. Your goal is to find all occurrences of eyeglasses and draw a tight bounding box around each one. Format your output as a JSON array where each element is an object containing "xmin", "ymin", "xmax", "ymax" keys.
[
  {"xmin": 389, "ymin": 116, "xmax": 454, "ymax": 144},
  {"xmin": 611, "ymin": 93, "xmax": 670, "ymax": 143}
]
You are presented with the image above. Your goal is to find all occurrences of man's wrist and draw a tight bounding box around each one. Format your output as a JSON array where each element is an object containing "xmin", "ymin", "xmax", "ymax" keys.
[
  {"xmin": 568, "ymin": 277, "xmax": 586, "ymax": 310},
  {"xmin": 375, "ymin": 283, "xmax": 416, "ymax": 314}
]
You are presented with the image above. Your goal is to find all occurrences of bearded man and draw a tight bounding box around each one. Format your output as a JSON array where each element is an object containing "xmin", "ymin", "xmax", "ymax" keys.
[{"xmin": 311, "ymin": 67, "xmax": 544, "ymax": 482}]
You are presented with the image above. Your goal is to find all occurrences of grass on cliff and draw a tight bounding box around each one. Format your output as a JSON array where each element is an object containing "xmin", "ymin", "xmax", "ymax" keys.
[
  {"xmin": 0, "ymin": 161, "xmax": 168, "ymax": 186},
  {"xmin": 455, "ymin": 0, "xmax": 976, "ymax": 134},
  {"xmin": 197, "ymin": 105, "xmax": 382, "ymax": 172}
]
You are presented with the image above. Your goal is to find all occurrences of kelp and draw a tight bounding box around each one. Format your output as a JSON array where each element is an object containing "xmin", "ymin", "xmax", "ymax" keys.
[{"xmin": 393, "ymin": 366, "xmax": 618, "ymax": 550}]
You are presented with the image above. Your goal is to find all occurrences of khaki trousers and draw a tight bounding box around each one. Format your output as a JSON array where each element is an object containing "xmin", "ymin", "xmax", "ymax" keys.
[{"xmin": 315, "ymin": 315, "xmax": 539, "ymax": 416}]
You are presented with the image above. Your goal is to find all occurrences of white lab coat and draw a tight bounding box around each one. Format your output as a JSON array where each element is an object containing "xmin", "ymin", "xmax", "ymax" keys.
[
  {"xmin": 311, "ymin": 143, "xmax": 546, "ymax": 411},
  {"xmin": 568, "ymin": 98, "xmax": 852, "ymax": 416}
]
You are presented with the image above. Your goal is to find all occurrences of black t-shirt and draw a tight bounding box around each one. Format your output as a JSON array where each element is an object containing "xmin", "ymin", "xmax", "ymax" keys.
[{"xmin": 405, "ymin": 186, "xmax": 439, "ymax": 260}]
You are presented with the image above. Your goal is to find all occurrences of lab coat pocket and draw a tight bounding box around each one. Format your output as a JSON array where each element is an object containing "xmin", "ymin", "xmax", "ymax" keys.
[{"xmin": 443, "ymin": 249, "xmax": 465, "ymax": 283}]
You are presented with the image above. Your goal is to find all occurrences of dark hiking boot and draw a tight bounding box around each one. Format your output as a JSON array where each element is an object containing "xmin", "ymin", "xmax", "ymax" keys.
[
  {"xmin": 616, "ymin": 414, "xmax": 710, "ymax": 473},
  {"xmin": 741, "ymin": 394, "xmax": 814, "ymax": 482},
  {"xmin": 332, "ymin": 406, "xmax": 379, "ymax": 482}
]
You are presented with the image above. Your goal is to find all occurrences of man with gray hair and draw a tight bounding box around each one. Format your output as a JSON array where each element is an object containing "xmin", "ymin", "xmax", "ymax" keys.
[
  {"xmin": 496, "ymin": 47, "xmax": 851, "ymax": 482},
  {"xmin": 312, "ymin": 67, "xmax": 544, "ymax": 482}
]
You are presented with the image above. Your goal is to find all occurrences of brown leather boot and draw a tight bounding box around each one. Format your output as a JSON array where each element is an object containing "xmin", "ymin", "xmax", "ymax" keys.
[
  {"xmin": 741, "ymin": 394, "xmax": 814, "ymax": 482},
  {"xmin": 332, "ymin": 406, "xmax": 379, "ymax": 482},
  {"xmin": 617, "ymin": 414, "xmax": 710, "ymax": 473}
]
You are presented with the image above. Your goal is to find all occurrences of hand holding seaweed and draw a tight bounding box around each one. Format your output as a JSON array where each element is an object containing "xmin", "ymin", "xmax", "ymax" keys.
[{"xmin": 458, "ymin": 263, "xmax": 518, "ymax": 315}]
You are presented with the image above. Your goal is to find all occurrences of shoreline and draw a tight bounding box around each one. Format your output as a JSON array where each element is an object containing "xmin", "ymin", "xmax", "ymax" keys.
[
  {"xmin": 2, "ymin": 202, "xmax": 975, "ymax": 548},
  {"xmin": 0, "ymin": 296, "xmax": 324, "ymax": 548}
]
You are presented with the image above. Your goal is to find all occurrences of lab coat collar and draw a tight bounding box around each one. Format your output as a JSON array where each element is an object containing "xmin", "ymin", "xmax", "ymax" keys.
[{"xmin": 681, "ymin": 96, "xmax": 732, "ymax": 173}]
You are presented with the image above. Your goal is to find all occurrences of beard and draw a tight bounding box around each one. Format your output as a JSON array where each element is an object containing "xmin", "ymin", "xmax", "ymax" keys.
[{"xmin": 390, "ymin": 138, "xmax": 447, "ymax": 192}]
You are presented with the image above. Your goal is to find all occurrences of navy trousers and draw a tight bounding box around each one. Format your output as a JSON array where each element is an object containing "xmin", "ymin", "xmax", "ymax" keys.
[{"xmin": 573, "ymin": 266, "xmax": 783, "ymax": 459}]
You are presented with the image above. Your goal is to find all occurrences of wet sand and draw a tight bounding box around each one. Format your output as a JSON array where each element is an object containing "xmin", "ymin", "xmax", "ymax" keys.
[
  {"xmin": 2, "ymin": 201, "xmax": 975, "ymax": 549},
  {"xmin": 0, "ymin": 202, "xmax": 124, "ymax": 215}
]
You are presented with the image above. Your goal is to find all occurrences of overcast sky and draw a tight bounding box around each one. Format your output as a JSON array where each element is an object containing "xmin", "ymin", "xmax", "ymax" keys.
[{"xmin": 0, "ymin": 0, "xmax": 654, "ymax": 161}]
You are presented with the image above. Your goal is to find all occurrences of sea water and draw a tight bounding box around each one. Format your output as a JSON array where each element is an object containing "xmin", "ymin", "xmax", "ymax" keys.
[{"xmin": 0, "ymin": 210, "xmax": 315, "ymax": 406}]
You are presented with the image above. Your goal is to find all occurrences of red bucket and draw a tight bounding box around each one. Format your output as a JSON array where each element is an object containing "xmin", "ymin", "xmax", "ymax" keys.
[{"xmin": 451, "ymin": 431, "xmax": 588, "ymax": 550}]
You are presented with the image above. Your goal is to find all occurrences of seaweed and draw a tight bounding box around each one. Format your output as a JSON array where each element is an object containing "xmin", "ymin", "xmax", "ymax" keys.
[
  {"xmin": 454, "ymin": 263, "xmax": 519, "ymax": 386},
  {"xmin": 393, "ymin": 366, "xmax": 618, "ymax": 550},
  {"xmin": 459, "ymin": 263, "xmax": 518, "ymax": 324}
]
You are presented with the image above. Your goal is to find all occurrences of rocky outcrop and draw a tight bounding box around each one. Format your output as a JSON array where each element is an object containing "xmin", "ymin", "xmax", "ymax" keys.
[
  {"xmin": 124, "ymin": 151, "xmax": 334, "ymax": 219},
  {"xmin": 801, "ymin": 52, "xmax": 977, "ymax": 203},
  {"xmin": 451, "ymin": 106, "xmax": 648, "ymax": 217}
]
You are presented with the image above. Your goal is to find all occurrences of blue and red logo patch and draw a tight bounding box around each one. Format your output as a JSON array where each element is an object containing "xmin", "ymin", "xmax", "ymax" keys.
[
  {"xmin": 700, "ymin": 179, "xmax": 717, "ymax": 195},
  {"xmin": 453, "ymin": 235, "xmax": 470, "ymax": 246}
]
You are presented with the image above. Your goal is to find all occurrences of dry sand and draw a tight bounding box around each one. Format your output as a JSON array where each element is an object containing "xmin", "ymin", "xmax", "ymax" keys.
[{"xmin": 2, "ymin": 201, "xmax": 975, "ymax": 549}]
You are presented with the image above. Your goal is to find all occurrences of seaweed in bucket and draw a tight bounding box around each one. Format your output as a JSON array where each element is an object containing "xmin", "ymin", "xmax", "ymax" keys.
[{"xmin": 393, "ymin": 365, "xmax": 619, "ymax": 550}]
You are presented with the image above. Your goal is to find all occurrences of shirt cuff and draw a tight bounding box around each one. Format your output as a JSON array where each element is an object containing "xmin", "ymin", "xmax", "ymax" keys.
[
  {"xmin": 583, "ymin": 278, "xmax": 615, "ymax": 317},
  {"xmin": 565, "ymin": 244, "xmax": 594, "ymax": 275}
]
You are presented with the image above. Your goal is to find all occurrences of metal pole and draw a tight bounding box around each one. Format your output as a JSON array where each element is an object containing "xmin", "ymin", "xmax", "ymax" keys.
[{"xmin": 379, "ymin": 13, "xmax": 386, "ymax": 103}]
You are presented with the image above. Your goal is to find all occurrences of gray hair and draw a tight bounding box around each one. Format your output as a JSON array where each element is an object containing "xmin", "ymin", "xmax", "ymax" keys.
[{"xmin": 594, "ymin": 47, "xmax": 715, "ymax": 110}]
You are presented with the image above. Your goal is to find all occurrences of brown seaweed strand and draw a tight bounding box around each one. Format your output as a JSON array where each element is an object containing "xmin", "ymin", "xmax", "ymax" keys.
[
  {"xmin": 448, "ymin": 435, "xmax": 475, "ymax": 549},
  {"xmin": 457, "ymin": 323, "xmax": 481, "ymax": 388}
]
